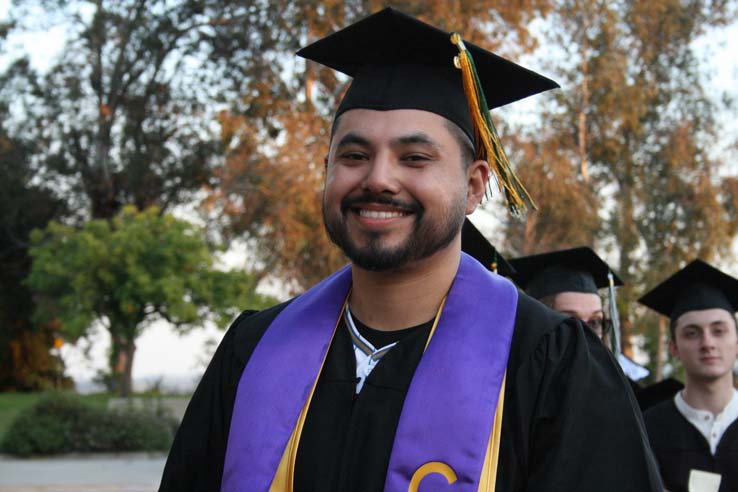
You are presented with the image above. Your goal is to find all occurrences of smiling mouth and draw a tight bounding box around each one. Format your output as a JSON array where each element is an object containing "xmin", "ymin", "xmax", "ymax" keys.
[{"xmin": 356, "ymin": 208, "xmax": 410, "ymax": 219}]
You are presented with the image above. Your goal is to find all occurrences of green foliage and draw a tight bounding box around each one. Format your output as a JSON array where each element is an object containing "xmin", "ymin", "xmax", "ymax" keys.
[
  {"xmin": 26, "ymin": 206, "xmax": 273, "ymax": 394},
  {"xmin": 3, "ymin": 0, "xmax": 269, "ymax": 219},
  {"xmin": 0, "ymin": 392, "xmax": 44, "ymax": 440},
  {"xmin": 0, "ymin": 392, "xmax": 175, "ymax": 456},
  {"xmin": 0, "ymin": 93, "xmax": 68, "ymax": 391}
]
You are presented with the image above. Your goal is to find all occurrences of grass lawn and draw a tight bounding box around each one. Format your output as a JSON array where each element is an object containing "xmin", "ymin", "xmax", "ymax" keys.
[
  {"xmin": 0, "ymin": 392, "xmax": 114, "ymax": 441},
  {"xmin": 0, "ymin": 393, "xmax": 43, "ymax": 441}
]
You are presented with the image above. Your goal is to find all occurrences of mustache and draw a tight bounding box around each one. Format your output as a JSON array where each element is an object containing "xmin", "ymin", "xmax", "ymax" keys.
[{"xmin": 341, "ymin": 193, "xmax": 422, "ymax": 214}]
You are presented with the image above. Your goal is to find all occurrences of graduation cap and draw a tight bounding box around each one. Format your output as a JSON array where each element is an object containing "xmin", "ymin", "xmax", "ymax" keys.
[
  {"xmin": 638, "ymin": 259, "xmax": 738, "ymax": 322},
  {"xmin": 297, "ymin": 7, "xmax": 559, "ymax": 214},
  {"xmin": 461, "ymin": 218, "xmax": 515, "ymax": 276},
  {"xmin": 508, "ymin": 247, "xmax": 623, "ymax": 300}
]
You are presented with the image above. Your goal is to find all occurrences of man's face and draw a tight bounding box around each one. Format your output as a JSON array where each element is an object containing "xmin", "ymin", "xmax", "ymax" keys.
[
  {"xmin": 670, "ymin": 308, "xmax": 738, "ymax": 382},
  {"xmin": 323, "ymin": 108, "xmax": 487, "ymax": 272},
  {"xmin": 551, "ymin": 291, "xmax": 606, "ymax": 338}
]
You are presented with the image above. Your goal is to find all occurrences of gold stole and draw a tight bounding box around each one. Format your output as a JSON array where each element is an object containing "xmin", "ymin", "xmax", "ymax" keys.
[{"xmin": 269, "ymin": 296, "xmax": 506, "ymax": 492}]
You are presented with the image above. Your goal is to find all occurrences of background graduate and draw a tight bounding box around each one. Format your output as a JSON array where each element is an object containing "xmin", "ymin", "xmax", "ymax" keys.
[
  {"xmin": 640, "ymin": 259, "xmax": 738, "ymax": 492},
  {"xmin": 160, "ymin": 8, "xmax": 662, "ymax": 492},
  {"xmin": 509, "ymin": 246, "xmax": 651, "ymax": 384}
]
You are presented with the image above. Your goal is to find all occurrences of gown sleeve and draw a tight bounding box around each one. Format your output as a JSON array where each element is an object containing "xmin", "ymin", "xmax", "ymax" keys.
[
  {"xmin": 158, "ymin": 305, "xmax": 287, "ymax": 492},
  {"xmin": 499, "ymin": 295, "xmax": 664, "ymax": 492}
]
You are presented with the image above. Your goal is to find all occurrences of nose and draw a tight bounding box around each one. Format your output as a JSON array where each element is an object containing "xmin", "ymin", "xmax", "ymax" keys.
[
  {"xmin": 361, "ymin": 151, "xmax": 400, "ymax": 194},
  {"xmin": 701, "ymin": 332, "xmax": 718, "ymax": 350}
]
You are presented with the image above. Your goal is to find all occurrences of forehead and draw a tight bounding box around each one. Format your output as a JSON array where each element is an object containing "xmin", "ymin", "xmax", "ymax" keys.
[
  {"xmin": 332, "ymin": 108, "xmax": 455, "ymax": 143},
  {"xmin": 552, "ymin": 291, "xmax": 603, "ymax": 315},
  {"xmin": 675, "ymin": 308, "xmax": 735, "ymax": 329}
]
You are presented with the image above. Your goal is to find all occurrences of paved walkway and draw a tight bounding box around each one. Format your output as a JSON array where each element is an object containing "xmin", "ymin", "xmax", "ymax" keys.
[{"xmin": 0, "ymin": 453, "xmax": 166, "ymax": 492}]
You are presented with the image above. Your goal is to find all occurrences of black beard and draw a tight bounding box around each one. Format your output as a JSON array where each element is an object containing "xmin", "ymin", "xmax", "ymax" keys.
[{"xmin": 323, "ymin": 191, "xmax": 465, "ymax": 271}]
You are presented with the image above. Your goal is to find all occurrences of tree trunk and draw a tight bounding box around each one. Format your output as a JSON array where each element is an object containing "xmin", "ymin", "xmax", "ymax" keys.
[
  {"xmin": 656, "ymin": 316, "xmax": 666, "ymax": 381},
  {"xmin": 118, "ymin": 339, "xmax": 136, "ymax": 397},
  {"xmin": 618, "ymin": 158, "xmax": 637, "ymax": 359},
  {"xmin": 578, "ymin": 17, "xmax": 590, "ymax": 182},
  {"xmin": 522, "ymin": 213, "xmax": 538, "ymax": 255},
  {"xmin": 110, "ymin": 333, "xmax": 136, "ymax": 396}
]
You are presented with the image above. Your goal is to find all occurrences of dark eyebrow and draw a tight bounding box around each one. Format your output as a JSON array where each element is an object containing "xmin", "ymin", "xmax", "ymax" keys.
[
  {"xmin": 393, "ymin": 132, "xmax": 441, "ymax": 150},
  {"xmin": 681, "ymin": 324, "xmax": 702, "ymax": 331},
  {"xmin": 334, "ymin": 131, "xmax": 442, "ymax": 151},
  {"xmin": 335, "ymin": 132, "xmax": 371, "ymax": 149}
]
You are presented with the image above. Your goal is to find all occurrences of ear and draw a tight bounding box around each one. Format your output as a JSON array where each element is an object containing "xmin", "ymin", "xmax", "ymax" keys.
[
  {"xmin": 669, "ymin": 339, "xmax": 680, "ymax": 360},
  {"xmin": 466, "ymin": 160, "xmax": 490, "ymax": 214}
]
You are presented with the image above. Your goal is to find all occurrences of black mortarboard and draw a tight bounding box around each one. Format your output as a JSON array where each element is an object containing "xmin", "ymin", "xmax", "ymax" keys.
[
  {"xmin": 461, "ymin": 218, "xmax": 515, "ymax": 277},
  {"xmin": 297, "ymin": 7, "xmax": 558, "ymax": 143},
  {"xmin": 297, "ymin": 7, "xmax": 559, "ymax": 214},
  {"xmin": 509, "ymin": 247, "xmax": 623, "ymax": 300},
  {"xmin": 638, "ymin": 259, "xmax": 738, "ymax": 322}
]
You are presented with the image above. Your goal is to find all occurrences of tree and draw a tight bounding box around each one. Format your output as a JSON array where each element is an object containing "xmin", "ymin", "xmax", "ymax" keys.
[
  {"xmin": 3, "ymin": 0, "xmax": 307, "ymax": 377},
  {"xmin": 0, "ymin": 65, "xmax": 70, "ymax": 390},
  {"xmin": 3, "ymin": 0, "xmax": 303, "ymax": 219},
  {"xmin": 208, "ymin": 1, "xmax": 554, "ymax": 292},
  {"xmin": 27, "ymin": 206, "xmax": 273, "ymax": 396},
  {"xmin": 502, "ymin": 132, "xmax": 600, "ymax": 255},
  {"xmin": 0, "ymin": 140, "xmax": 68, "ymax": 391},
  {"xmin": 504, "ymin": 0, "xmax": 738, "ymax": 369}
]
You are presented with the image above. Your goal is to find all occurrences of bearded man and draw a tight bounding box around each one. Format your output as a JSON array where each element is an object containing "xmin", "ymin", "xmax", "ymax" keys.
[{"xmin": 160, "ymin": 8, "xmax": 662, "ymax": 492}]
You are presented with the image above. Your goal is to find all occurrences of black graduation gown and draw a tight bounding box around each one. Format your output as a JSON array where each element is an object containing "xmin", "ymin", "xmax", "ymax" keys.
[
  {"xmin": 644, "ymin": 400, "xmax": 738, "ymax": 492},
  {"xmin": 159, "ymin": 293, "xmax": 663, "ymax": 492}
]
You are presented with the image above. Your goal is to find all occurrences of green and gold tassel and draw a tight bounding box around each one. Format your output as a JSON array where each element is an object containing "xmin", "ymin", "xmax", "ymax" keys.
[{"xmin": 450, "ymin": 33, "xmax": 537, "ymax": 215}]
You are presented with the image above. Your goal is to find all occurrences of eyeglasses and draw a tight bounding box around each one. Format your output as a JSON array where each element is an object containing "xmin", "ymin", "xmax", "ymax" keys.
[{"xmin": 586, "ymin": 318, "xmax": 613, "ymax": 337}]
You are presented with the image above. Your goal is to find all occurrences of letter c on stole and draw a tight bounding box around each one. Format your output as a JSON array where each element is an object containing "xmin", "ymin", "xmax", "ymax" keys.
[{"xmin": 408, "ymin": 462, "xmax": 458, "ymax": 492}]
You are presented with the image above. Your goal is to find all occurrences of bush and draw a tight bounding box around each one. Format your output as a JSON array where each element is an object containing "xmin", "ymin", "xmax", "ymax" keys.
[{"xmin": 0, "ymin": 392, "xmax": 176, "ymax": 456}]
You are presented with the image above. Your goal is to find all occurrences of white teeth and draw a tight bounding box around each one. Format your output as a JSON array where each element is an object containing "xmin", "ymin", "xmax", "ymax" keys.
[{"xmin": 358, "ymin": 209, "xmax": 404, "ymax": 219}]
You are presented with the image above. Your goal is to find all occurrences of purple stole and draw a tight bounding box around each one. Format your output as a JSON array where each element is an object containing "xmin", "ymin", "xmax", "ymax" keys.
[{"xmin": 222, "ymin": 253, "xmax": 518, "ymax": 492}]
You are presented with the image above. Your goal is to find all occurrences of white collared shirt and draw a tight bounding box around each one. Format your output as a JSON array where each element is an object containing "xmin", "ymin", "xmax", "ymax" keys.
[{"xmin": 674, "ymin": 389, "xmax": 738, "ymax": 455}]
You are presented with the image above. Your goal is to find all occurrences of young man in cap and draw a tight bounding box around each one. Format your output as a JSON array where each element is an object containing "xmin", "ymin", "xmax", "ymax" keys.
[
  {"xmin": 640, "ymin": 260, "xmax": 738, "ymax": 492},
  {"xmin": 160, "ymin": 8, "xmax": 661, "ymax": 491}
]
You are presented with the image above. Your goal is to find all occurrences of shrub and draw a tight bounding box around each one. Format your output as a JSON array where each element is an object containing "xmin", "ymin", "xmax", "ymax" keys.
[{"xmin": 0, "ymin": 392, "xmax": 176, "ymax": 456}]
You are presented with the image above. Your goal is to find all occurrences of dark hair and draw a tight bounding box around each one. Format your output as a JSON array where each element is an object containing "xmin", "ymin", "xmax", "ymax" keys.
[
  {"xmin": 444, "ymin": 120, "xmax": 476, "ymax": 167},
  {"xmin": 537, "ymin": 294, "xmax": 557, "ymax": 309}
]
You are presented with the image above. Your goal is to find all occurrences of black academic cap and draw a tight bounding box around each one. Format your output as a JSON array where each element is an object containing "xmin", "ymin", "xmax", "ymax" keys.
[
  {"xmin": 638, "ymin": 259, "xmax": 738, "ymax": 322},
  {"xmin": 461, "ymin": 218, "xmax": 515, "ymax": 277},
  {"xmin": 508, "ymin": 247, "xmax": 623, "ymax": 300},
  {"xmin": 636, "ymin": 378, "xmax": 684, "ymax": 412},
  {"xmin": 296, "ymin": 7, "xmax": 559, "ymax": 143}
]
